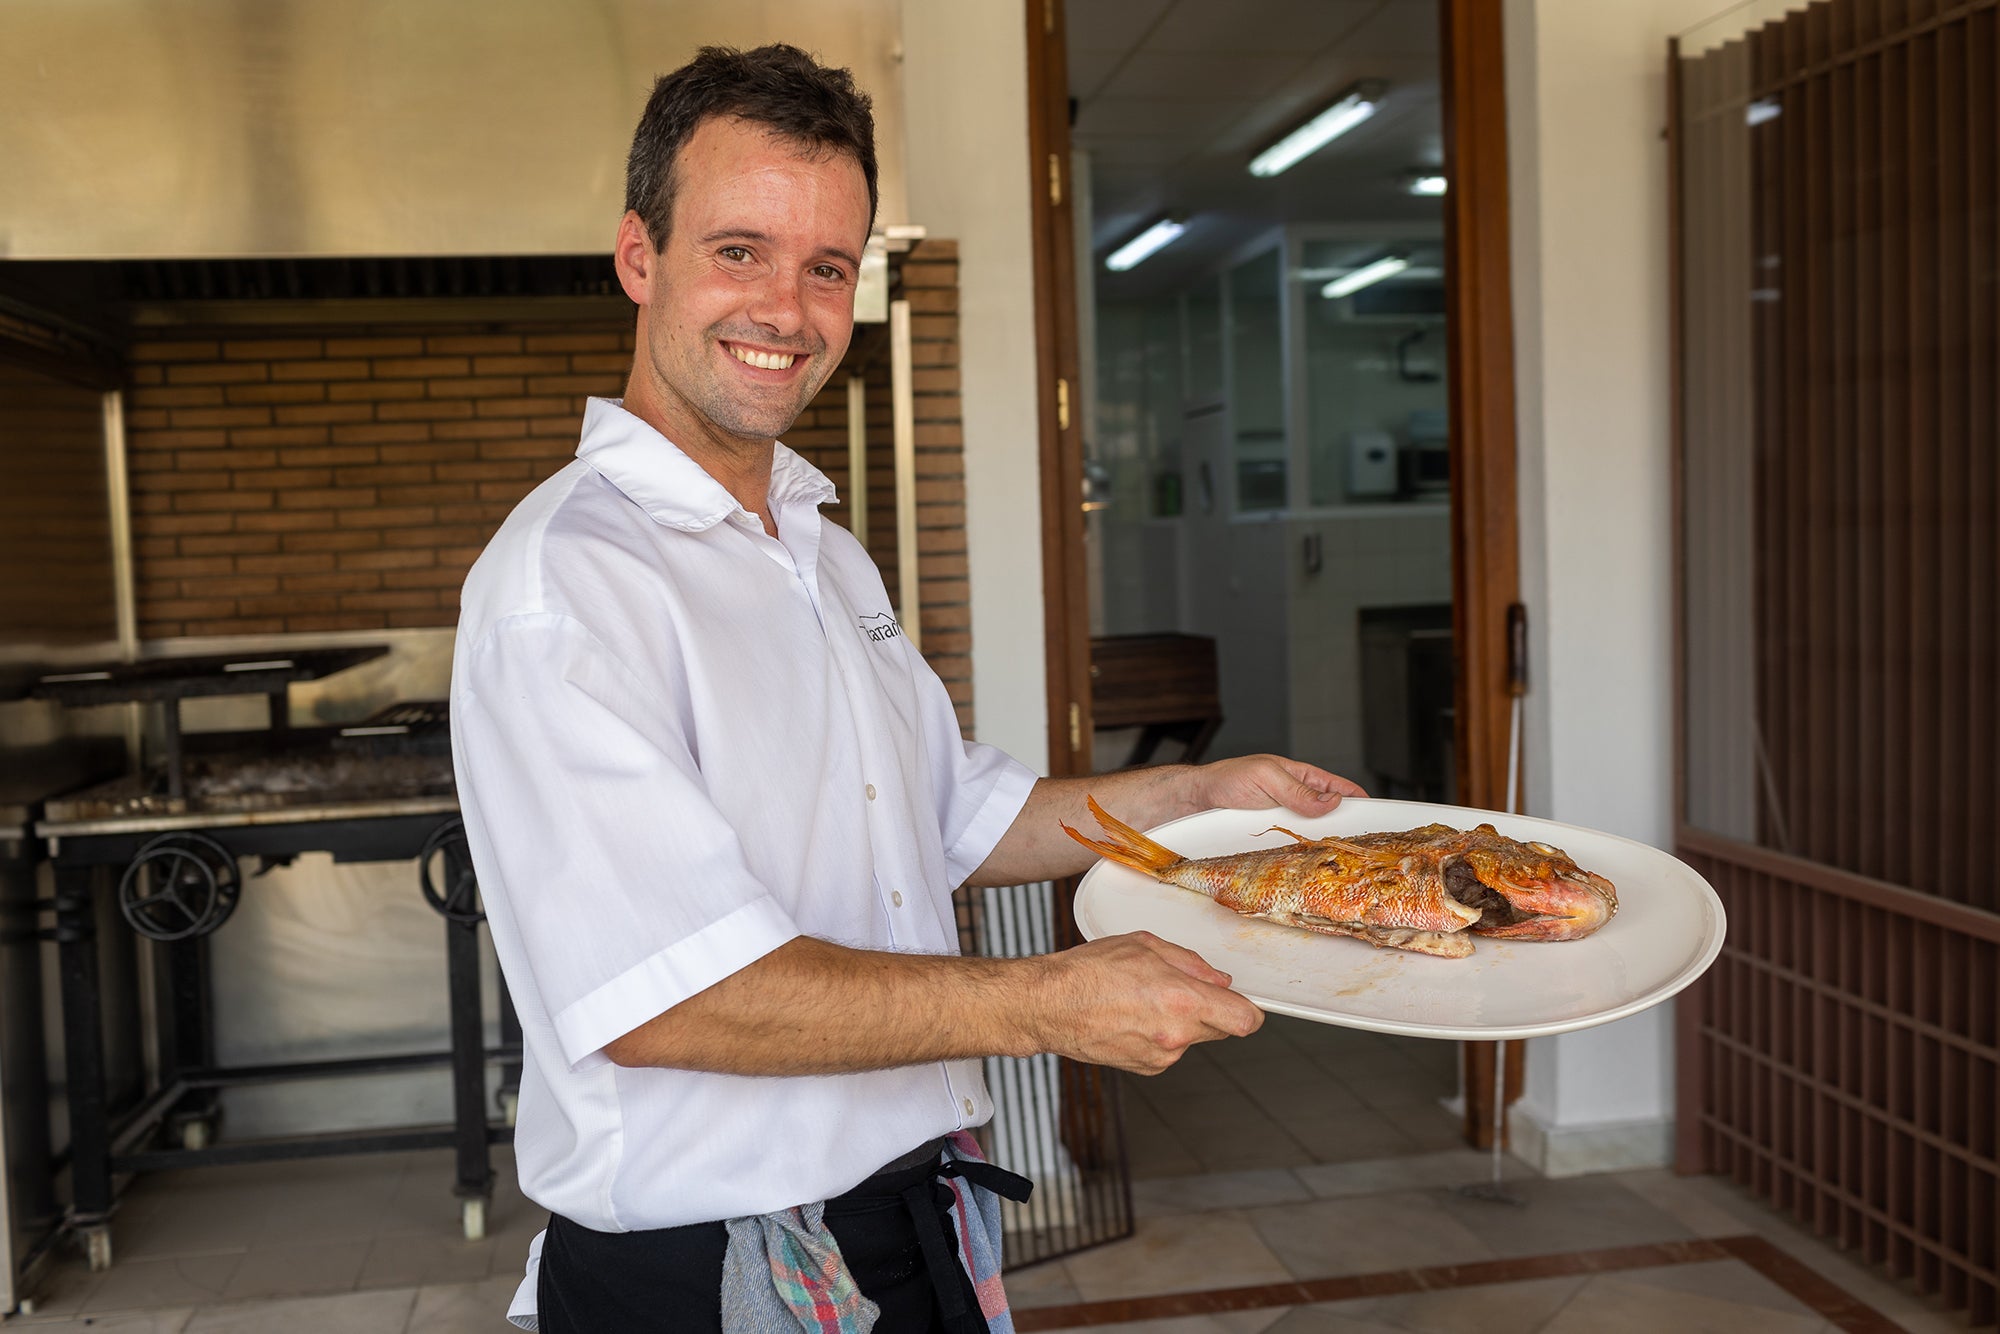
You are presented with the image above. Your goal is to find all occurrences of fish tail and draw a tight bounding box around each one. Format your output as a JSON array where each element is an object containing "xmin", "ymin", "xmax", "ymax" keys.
[{"xmin": 1062, "ymin": 795, "xmax": 1184, "ymax": 878}]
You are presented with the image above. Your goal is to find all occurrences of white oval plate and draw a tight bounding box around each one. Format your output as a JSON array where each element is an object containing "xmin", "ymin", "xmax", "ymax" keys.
[{"xmin": 1072, "ymin": 798, "xmax": 1727, "ymax": 1041}]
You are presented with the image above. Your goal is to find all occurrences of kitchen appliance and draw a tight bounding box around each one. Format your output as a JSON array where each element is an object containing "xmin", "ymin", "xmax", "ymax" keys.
[
  {"xmin": 1345, "ymin": 429, "xmax": 1399, "ymax": 499},
  {"xmin": 1399, "ymin": 409, "xmax": 1451, "ymax": 497},
  {"xmin": 27, "ymin": 655, "xmax": 515, "ymax": 1267}
]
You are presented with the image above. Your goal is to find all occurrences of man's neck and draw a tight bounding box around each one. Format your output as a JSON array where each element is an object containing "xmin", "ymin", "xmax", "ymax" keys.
[{"xmin": 622, "ymin": 379, "xmax": 780, "ymax": 537}]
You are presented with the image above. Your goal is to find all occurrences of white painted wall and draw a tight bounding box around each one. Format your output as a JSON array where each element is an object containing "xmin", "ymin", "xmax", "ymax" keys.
[
  {"xmin": 899, "ymin": 3, "xmax": 1050, "ymax": 773},
  {"xmin": 1504, "ymin": 0, "xmax": 1794, "ymax": 1172}
]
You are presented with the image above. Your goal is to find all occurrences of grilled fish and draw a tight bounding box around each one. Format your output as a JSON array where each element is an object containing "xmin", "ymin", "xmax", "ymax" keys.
[{"xmin": 1062, "ymin": 797, "xmax": 1618, "ymax": 958}]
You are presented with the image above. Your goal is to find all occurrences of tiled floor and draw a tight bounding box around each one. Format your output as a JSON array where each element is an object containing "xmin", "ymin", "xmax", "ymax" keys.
[{"xmin": 6, "ymin": 1017, "xmax": 1974, "ymax": 1331}]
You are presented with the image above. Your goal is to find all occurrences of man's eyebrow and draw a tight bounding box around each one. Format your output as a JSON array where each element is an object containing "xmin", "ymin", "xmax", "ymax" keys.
[{"xmin": 698, "ymin": 229, "xmax": 861, "ymax": 271}]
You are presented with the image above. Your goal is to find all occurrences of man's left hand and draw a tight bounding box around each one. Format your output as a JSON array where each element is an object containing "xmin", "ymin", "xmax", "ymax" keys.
[{"xmin": 1187, "ymin": 753, "xmax": 1367, "ymax": 819}]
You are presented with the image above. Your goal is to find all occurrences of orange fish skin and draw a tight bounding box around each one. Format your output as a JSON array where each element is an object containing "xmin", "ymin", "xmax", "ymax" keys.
[
  {"xmin": 1062, "ymin": 798, "xmax": 1480, "ymax": 958},
  {"xmin": 1347, "ymin": 823, "xmax": 1618, "ymax": 941}
]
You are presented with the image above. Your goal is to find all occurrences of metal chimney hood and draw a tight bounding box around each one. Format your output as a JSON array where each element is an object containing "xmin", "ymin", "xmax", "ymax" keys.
[{"xmin": 0, "ymin": 0, "xmax": 908, "ymax": 260}]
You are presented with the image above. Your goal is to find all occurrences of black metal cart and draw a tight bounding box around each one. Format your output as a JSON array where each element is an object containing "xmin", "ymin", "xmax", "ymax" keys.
[{"xmin": 24, "ymin": 652, "xmax": 518, "ymax": 1268}]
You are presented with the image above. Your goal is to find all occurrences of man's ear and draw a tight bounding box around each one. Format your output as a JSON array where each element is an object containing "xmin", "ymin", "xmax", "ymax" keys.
[{"xmin": 613, "ymin": 211, "xmax": 657, "ymax": 306}]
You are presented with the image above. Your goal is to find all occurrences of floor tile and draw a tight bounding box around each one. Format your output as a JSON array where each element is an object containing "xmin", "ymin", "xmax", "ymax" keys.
[
  {"xmin": 1319, "ymin": 1274, "xmax": 1588, "ymax": 1334},
  {"xmin": 1262, "ymin": 1306, "xmax": 1409, "ymax": 1333},
  {"xmin": 11, "ymin": 1311, "xmax": 195, "ymax": 1333},
  {"xmin": 1001, "ymin": 1258, "xmax": 1083, "ymax": 1310},
  {"xmin": 1246, "ymin": 1189, "xmax": 1499, "ymax": 1280},
  {"xmin": 1282, "ymin": 1109, "xmax": 1419, "ymax": 1165},
  {"xmin": 1294, "ymin": 1149, "xmax": 1529, "ymax": 1200},
  {"xmin": 1614, "ymin": 1258, "xmax": 1827, "ymax": 1314},
  {"xmin": 357, "ymin": 1230, "xmax": 496, "ymax": 1290},
  {"xmin": 1541, "ymin": 1270, "xmax": 1829, "ymax": 1334},
  {"xmin": 1430, "ymin": 1174, "xmax": 1693, "ymax": 1257},
  {"xmin": 217, "ymin": 1239, "xmax": 368, "ymax": 1302},
  {"xmin": 1060, "ymin": 1211, "xmax": 1294, "ymax": 1302},
  {"xmin": 81, "ymin": 1255, "xmax": 242, "ymax": 1315},
  {"xmin": 405, "ymin": 1273, "xmax": 526, "ymax": 1332},
  {"xmin": 181, "ymin": 1287, "xmax": 419, "ymax": 1333},
  {"xmin": 14, "ymin": 1254, "xmax": 100, "ymax": 1318},
  {"xmin": 1133, "ymin": 1168, "xmax": 1312, "ymax": 1217}
]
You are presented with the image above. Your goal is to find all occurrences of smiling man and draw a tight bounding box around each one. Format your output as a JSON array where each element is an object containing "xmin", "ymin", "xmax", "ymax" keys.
[{"xmin": 451, "ymin": 44, "xmax": 1361, "ymax": 1333}]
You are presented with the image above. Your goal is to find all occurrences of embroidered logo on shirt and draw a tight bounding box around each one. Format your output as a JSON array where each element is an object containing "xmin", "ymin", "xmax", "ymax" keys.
[{"xmin": 858, "ymin": 612, "xmax": 904, "ymax": 644}]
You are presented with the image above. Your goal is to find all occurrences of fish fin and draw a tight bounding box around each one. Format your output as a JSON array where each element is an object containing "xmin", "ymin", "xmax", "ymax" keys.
[
  {"xmin": 1063, "ymin": 796, "xmax": 1184, "ymax": 878},
  {"xmin": 1316, "ymin": 835, "xmax": 1406, "ymax": 866},
  {"xmin": 1254, "ymin": 824, "xmax": 1401, "ymax": 865}
]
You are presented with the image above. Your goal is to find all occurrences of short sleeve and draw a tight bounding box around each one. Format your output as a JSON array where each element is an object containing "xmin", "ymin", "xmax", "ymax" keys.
[
  {"xmin": 452, "ymin": 612, "xmax": 799, "ymax": 1069},
  {"xmin": 911, "ymin": 657, "xmax": 1038, "ymax": 887}
]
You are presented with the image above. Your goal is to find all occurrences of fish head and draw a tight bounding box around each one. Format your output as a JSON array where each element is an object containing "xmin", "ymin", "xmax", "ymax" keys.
[{"xmin": 1454, "ymin": 827, "xmax": 1618, "ymax": 940}]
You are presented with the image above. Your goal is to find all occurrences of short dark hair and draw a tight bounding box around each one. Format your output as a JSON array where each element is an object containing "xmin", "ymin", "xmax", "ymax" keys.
[{"xmin": 624, "ymin": 44, "xmax": 878, "ymax": 252}]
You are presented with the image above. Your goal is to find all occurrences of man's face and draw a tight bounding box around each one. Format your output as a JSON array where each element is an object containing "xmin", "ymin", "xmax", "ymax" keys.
[{"xmin": 629, "ymin": 116, "xmax": 870, "ymax": 451}]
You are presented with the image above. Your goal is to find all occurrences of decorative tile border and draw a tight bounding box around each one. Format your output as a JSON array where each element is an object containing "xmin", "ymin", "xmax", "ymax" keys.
[{"xmin": 1013, "ymin": 1234, "xmax": 1901, "ymax": 1332}]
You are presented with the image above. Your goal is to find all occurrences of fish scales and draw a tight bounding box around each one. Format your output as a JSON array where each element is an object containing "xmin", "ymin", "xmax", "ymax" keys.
[{"xmin": 1064, "ymin": 798, "xmax": 1618, "ymax": 960}]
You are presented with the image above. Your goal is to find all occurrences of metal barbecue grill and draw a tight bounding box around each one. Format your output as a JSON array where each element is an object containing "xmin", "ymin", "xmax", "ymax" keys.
[{"xmin": 28, "ymin": 654, "xmax": 516, "ymax": 1268}]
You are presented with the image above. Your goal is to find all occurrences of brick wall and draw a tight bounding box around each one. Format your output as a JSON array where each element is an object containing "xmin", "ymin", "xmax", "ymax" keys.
[{"xmin": 122, "ymin": 239, "xmax": 976, "ymax": 728}]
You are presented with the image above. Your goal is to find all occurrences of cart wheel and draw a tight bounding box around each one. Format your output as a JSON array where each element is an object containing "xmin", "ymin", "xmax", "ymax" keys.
[
  {"xmin": 500, "ymin": 1091, "xmax": 519, "ymax": 1128},
  {"xmin": 419, "ymin": 819, "xmax": 485, "ymax": 926},
  {"xmin": 118, "ymin": 832, "xmax": 242, "ymax": 941},
  {"xmin": 461, "ymin": 1197, "xmax": 487, "ymax": 1242},
  {"xmin": 82, "ymin": 1225, "xmax": 113, "ymax": 1271}
]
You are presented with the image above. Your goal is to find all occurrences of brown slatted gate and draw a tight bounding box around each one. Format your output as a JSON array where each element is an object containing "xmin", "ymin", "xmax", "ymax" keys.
[{"xmin": 1673, "ymin": 0, "xmax": 2000, "ymax": 1323}]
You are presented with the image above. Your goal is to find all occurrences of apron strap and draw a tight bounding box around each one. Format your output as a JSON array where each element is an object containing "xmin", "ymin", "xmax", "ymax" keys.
[{"xmin": 895, "ymin": 1158, "xmax": 1034, "ymax": 1333}]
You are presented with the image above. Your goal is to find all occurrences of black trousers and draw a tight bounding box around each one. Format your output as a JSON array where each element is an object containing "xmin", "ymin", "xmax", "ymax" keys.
[{"xmin": 536, "ymin": 1147, "xmax": 988, "ymax": 1333}]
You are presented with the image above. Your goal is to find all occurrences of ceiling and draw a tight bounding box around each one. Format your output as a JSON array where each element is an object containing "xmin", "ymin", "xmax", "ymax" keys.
[{"xmin": 1068, "ymin": 0, "xmax": 1444, "ymax": 301}]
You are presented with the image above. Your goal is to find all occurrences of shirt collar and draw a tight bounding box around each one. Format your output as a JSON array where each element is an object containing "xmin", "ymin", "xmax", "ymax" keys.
[{"xmin": 575, "ymin": 397, "xmax": 837, "ymax": 533}]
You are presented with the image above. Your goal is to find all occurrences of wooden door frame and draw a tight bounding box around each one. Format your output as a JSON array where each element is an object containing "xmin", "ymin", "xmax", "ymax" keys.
[
  {"xmin": 1026, "ymin": 0, "xmax": 1092, "ymax": 781},
  {"xmin": 1025, "ymin": 0, "xmax": 1525, "ymax": 1143},
  {"xmin": 1438, "ymin": 0, "xmax": 1526, "ymax": 1143}
]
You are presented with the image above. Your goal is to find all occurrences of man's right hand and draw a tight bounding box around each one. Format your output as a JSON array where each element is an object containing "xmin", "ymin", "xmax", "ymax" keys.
[{"xmin": 1029, "ymin": 931, "xmax": 1264, "ymax": 1075}]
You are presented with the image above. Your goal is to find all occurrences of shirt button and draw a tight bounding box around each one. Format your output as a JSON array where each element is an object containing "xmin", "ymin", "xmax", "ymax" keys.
[
  {"xmin": 962, "ymin": 1097, "xmax": 975, "ymax": 1116},
  {"xmin": 865, "ymin": 784, "xmax": 877, "ymax": 801},
  {"xmin": 891, "ymin": 891, "xmax": 904, "ymax": 908}
]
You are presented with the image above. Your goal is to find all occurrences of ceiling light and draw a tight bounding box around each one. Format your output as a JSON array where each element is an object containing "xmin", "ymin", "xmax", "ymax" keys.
[
  {"xmin": 1321, "ymin": 256, "xmax": 1410, "ymax": 299},
  {"xmin": 1409, "ymin": 174, "xmax": 1448, "ymax": 196},
  {"xmin": 1746, "ymin": 99, "xmax": 1781, "ymax": 127},
  {"xmin": 1249, "ymin": 82, "xmax": 1385, "ymax": 178},
  {"xmin": 1105, "ymin": 218, "xmax": 1186, "ymax": 272}
]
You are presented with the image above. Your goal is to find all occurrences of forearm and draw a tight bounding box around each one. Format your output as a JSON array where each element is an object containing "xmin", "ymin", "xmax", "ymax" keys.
[
  {"xmin": 602, "ymin": 928, "xmax": 1265, "ymax": 1078},
  {"xmin": 966, "ymin": 753, "xmax": 1363, "ymax": 888},
  {"xmin": 602, "ymin": 936, "xmax": 1050, "ymax": 1075},
  {"xmin": 964, "ymin": 765, "xmax": 1208, "ymax": 888}
]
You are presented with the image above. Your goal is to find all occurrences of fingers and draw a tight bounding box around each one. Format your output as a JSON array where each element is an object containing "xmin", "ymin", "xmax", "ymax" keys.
[
  {"xmin": 1048, "ymin": 934, "xmax": 1265, "ymax": 1074},
  {"xmin": 1130, "ymin": 930, "xmax": 1232, "ymax": 987}
]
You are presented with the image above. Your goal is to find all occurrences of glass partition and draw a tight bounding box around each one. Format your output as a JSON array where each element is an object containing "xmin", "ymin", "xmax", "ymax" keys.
[
  {"xmin": 1300, "ymin": 238, "xmax": 1449, "ymax": 508},
  {"xmin": 1226, "ymin": 247, "xmax": 1285, "ymax": 511}
]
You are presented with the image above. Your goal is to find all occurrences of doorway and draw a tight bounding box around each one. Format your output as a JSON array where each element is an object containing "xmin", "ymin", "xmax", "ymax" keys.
[{"xmin": 1029, "ymin": 0, "xmax": 1525, "ymax": 1186}]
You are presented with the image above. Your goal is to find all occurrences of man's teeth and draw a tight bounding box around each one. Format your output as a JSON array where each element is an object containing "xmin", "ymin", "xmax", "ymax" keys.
[{"xmin": 729, "ymin": 345, "xmax": 797, "ymax": 371}]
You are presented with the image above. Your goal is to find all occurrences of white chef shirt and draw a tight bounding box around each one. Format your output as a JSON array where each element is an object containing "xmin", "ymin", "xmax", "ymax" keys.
[{"xmin": 450, "ymin": 398, "xmax": 1037, "ymax": 1239}]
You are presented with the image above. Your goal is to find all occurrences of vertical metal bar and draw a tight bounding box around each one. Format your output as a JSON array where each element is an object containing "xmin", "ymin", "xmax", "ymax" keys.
[
  {"xmin": 1965, "ymin": 7, "xmax": 1999, "ymax": 919},
  {"xmin": 890, "ymin": 299, "xmax": 921, "ymax": 652},
  {"xmin": 56, "ymin": 865, "xmax": 114, "ymax": 1268},
  {"xmin": 446, "ymin": 915, "xmax": 491, "ymax": 1210},
  {"xmin": 846, "ymin": 373, "xmax": 869, "ymax": 549}
]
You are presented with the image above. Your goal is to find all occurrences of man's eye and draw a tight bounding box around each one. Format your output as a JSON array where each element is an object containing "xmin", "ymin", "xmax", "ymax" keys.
[
  {"xmin": 815, "ymin": 265, "xmax": 848, "ymax": 282},
  {"xmin": 719, "ymin": 246, "xmax": 751, "ymax": 262}
]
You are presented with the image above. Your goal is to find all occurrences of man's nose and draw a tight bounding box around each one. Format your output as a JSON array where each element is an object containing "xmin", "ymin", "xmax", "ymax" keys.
[{"xmin": 744, "ymin": 272, "xmax": 807, "ymax": 338}]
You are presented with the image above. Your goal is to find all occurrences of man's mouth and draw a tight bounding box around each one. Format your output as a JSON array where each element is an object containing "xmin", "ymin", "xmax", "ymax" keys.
[{"xmin": 725, "ymin": 343, "xmax": 800, "ymax": 372}]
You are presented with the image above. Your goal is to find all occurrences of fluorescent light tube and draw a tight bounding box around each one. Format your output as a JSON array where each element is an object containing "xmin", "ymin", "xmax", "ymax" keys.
[
  {"xmin": 1249, "ymin": 86, "xmax": 1382, "ymax": 177},
  {"xmin": 1105, "ymin": 218, "xmax": 1186, "ymax": 272},
  {"xmin": 1409, "ymin": 174, "xmax": 1448, "ymax": 196},
  {"xmin": 1321, "ymin": 256, "xmax": 1410, "ymax": 299},
  {"xmin": 1746, "ymin": 99, "xmax": 1781, "ymax": 127}
]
